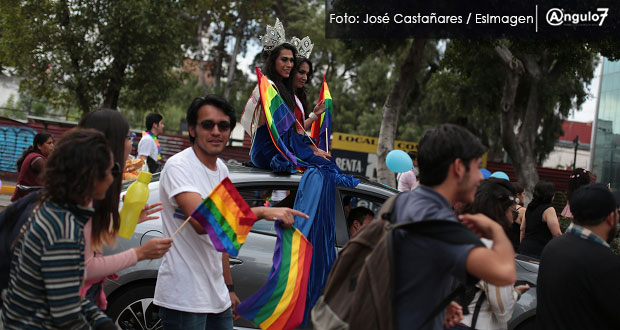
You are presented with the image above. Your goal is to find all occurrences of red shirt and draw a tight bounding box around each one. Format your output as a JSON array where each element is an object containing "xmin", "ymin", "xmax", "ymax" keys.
[{"xmin": 11, "ymin": 152, "xmax": 45, "ymax": 202}]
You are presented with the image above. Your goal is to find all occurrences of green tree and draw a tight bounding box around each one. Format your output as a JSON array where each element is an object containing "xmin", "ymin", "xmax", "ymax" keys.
[
  {"xmin": 0, "ymin": 0, "xmax": 193, "ymax": 114},
  {"xmin": 430, "ymin": 39, "xmax": 598, "ymax": 198}
]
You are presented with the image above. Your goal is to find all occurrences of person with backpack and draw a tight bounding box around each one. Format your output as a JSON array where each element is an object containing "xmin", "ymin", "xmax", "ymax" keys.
[
  {"xmin": 452, "ymin": 178, "xmax": 530, "ymax": 330},
  {"xmin": 311, "ymin": 124, "xmax": 516, "ymax": 330},
  {"xmin": 1, "ymin": 129, "xmax": 116, "ymax": 329},
  {"xmin": 393, "ymin": 124, "xmax": 516, "ymax": 329}
]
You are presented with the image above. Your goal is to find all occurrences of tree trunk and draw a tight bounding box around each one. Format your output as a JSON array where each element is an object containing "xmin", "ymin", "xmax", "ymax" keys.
[
  {"xmin": 212, "ymin": 25, "xmax": 227, "ymax": 88},
  {"xmin": 102, "ymin": 57, "xmax": 128, "ymax": 110},
  {"xmin": 376, "ymin": 39, "xmax": 427, "ymax": 187},
  {"xmin": 197, "ymin": 11, "xmax": 209, "ymax": 94},
  {"xmin": 224, "ymin": 12, "xmax": 246, "ymax": 99},
  {"xmin": 494, "ymin": 45, "xmax": 540, "ymax": 202},
  {"xmin": 59, "ymin": 0, "xmax": 91, "ymax": 114}
]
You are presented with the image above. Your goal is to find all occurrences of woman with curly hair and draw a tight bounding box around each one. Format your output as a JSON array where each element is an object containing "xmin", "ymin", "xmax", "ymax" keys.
[{"xmin": 1, "ymin": 128, "xmax": 116, "ymax": 329}]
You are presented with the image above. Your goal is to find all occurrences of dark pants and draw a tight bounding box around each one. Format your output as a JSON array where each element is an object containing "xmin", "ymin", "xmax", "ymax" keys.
[{"xmin": 159, "ymin": 306, "xmax": 233, "ymax": 330}]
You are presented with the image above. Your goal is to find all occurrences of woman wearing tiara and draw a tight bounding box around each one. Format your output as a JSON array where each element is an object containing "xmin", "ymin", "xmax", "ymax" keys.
[
  {"xmin": 293, "ymin": 55, "xmax": 326, "ymax": 132},
  {"xmin": 248, "ymin": 40, "xmax": 331, "ymax": 171},
  {"xmin": 239, "ymin": 19, "xmax": 359, "ymax": 325}
]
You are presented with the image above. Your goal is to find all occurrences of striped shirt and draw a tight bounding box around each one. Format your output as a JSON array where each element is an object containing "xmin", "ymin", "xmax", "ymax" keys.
[{"xmin": 1, "ymin": 199, "xmax": 111, "ymax": 329}]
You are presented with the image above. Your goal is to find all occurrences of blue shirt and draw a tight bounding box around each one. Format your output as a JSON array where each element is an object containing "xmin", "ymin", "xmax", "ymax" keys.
[{"xmin": 394, "ymin": 185, "xmax": 477, "ymax": 330}]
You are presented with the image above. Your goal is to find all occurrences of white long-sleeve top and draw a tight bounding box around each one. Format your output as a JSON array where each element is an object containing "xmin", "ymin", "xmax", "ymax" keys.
[{"xmin": 461, "ymin": 239, "xmax": 519, "ymax": 330}]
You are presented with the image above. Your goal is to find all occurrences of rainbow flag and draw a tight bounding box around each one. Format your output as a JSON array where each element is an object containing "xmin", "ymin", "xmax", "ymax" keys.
[
  {"xmin": 237, "ymin": 223, "xmax": 313, "ymax": 330},
  {"xmin": 189, "ymin": 177, "xmax": 258, "ymax": 257},
  {"xmin": 310, "ymin": 77, "xmax": 333, "ymax": 151},
  {"xmin": 255, "ymin": 66, "xmax": 307, "ymax": 169}
]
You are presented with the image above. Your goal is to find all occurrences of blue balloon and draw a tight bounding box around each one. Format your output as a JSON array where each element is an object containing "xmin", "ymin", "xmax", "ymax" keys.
[
  {"xmin": 480, "ymin": 168, "xmax": 492, "ymax": 179},
  {"xmin": 490, "ymin": 171, "xmax": 510, "ymax": 181},
  {"xmin": 386, "ymin": 149, "xmax": 413, "ymax": 173}
]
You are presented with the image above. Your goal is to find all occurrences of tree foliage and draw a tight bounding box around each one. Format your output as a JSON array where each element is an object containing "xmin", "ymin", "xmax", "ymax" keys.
[{"xmin": 0, "ymin": 0, "xmax": 193, "ymax": 113}]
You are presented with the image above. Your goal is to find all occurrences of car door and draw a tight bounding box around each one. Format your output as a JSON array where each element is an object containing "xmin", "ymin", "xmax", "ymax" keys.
[{"xmin": 232, "ymin": 183, "xmax": 298, "ymax": 328}]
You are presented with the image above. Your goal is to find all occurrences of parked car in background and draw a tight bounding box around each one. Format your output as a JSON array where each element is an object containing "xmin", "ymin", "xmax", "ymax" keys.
[{"xmin": 103, "ymin": 163, "xmax": 539, "ymax": 330}]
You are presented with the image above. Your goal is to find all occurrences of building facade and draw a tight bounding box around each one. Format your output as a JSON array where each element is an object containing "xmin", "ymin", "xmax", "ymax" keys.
[{"xmin": 592, "ymin": 58, "xmax": 620, "ymax": 189}]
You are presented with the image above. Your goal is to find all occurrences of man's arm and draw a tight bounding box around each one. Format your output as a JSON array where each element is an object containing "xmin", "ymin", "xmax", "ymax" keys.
[
  {"xmin": 459, "ymin": 213, "xmax": 516, "ymax": 286},
  {"xmin": 173, "ymin": 193, "xmax": 309, "ymax": 235},
  {"xmin": 175, "ymin": 191, "xmax": 208, "ymax": 234}
]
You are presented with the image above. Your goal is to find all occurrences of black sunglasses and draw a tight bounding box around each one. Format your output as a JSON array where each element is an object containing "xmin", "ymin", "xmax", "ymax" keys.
[
  {"xmin": 111, "ymin": 162, "xmax": 122, "ymax": 178},
  {"xmin": 200, "ymin": 120, "xmax": 231, "ymax": 132}
]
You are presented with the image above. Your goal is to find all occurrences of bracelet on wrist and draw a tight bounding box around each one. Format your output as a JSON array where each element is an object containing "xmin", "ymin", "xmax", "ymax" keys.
[
  {"xmin": 309, "ymin": 112, "xmax": 318, "ymax": 121},
  {"xmin": 227, "ymin": 284, "xmax": 235, "ymax": 292}
]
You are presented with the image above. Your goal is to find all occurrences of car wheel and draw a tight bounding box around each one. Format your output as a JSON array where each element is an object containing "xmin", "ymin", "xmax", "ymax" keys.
[
  {"xmin": 512, "ymin": 316, "xmax": 536, "ymax": 330},
  {"xmin": 106, "ymin": 284, "xmax": 162, "ymax": 330}
]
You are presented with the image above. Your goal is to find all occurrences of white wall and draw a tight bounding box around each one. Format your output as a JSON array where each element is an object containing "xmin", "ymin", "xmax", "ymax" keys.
[{"xmin": 542, "ymin": 146, "xmax": 591, "ymax": 170}]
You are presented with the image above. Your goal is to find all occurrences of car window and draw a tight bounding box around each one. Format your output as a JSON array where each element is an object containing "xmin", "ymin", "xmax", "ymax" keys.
[
  {"xmin": 335, "ymin": 188, "xmax": 392, "ymax": 246},
  {"xmin": 238, "ymin": 187, "xmax": 297, "ymax": 235}
]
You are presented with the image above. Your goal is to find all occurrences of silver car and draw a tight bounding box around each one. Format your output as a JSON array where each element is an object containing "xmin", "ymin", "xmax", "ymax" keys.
[{"xmin": 103, "ymin": 164, "xmax": 538, "ymax": 329}]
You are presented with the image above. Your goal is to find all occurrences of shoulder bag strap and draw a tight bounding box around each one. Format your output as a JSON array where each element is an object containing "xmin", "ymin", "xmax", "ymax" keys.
[{"xmin": 471, "ymin": 289, "xmax": 486, "ymax": 329}]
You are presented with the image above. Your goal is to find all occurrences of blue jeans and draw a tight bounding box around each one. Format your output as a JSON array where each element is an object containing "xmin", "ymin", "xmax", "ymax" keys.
[{"xmin": 159, "ymin": 306, "xmax": 233, "ymax": 330}]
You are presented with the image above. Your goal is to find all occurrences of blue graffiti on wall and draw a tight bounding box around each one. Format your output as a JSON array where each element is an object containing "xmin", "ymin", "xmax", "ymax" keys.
[{"xmin": 0, "ymin": 126, "xmax": 37, "ymax": 172}]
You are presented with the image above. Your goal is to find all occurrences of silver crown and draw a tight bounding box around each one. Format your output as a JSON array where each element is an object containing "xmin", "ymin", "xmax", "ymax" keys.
[
  {"xmin": 260, "ymin": 18, "xmax": 286, "ymax": 52},
  {"xmin": 290, "ymin": 36, "xmax": 313, "ymax": 59}
]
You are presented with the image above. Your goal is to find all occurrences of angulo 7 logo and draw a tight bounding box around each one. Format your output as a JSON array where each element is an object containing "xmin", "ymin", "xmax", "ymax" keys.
[{"xmin": 546, "ymin": 8, "xmax": 609, "ymax": 27}]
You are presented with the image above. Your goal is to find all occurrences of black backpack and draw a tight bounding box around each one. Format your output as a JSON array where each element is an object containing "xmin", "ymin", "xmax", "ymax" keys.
[
  {"xmin": 311, "ymin": 193, "xmax": 483, "ymax": 330},
  {"xmin": 0, "ymin": 191, "xmax": 40, "ymax": 306}
]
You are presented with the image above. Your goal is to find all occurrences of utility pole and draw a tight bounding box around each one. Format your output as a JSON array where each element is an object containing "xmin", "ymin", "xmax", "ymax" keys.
[{"xmin": 573, "ymin": 135, "xmax": 579, "ymax": 170}]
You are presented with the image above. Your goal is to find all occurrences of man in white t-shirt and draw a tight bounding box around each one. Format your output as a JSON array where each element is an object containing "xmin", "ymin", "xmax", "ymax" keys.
[
  {"xmin": 154, "ymin": 94, "xmax": 307, "ymax": 330},
  {"xmin": 138, "ymin": 113, "xmax": 164, "ymax": 173}
]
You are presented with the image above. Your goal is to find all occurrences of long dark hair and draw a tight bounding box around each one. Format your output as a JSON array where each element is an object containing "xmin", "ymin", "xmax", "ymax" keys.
[
  {"xmin": 16, "ymin": 132, "xmax": 52, "ymax": 171},
  {"xmin": 461, "ymin": 178, "xmax": 516, "ymax": 233},
  {"xmin": 294, "ymin": 57, "xmax": 313, "ymax": 117},
  {"xmin": 527, "ymin": 180, "xmax": 555, "ymax": 210},
  {"xmin": 42, "ymin": 128, "xmax": 112, "ymax": 206},
  {"xmin": 263, "ymin": 43, "xmax": 297, "ymax": 111},
  {"xmin": 78, "ymin": 108, "xmax": 129, "ymax": 249}
]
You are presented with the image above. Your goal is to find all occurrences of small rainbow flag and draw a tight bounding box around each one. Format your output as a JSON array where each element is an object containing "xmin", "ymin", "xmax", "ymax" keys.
[
  {"xmin": 189, "ymin": 177, "xmax": 258, "ymax": 257},
  {"xmin": 310, "ymin": 77, "xmax": 333, "ymax": 151},
  {"xmin": 255, "ymin": 66, "xmax": 307, "ymax": 169},
  {"xmin": 237, "ymin": 223, "xmax": 313, "ymax": 330}
]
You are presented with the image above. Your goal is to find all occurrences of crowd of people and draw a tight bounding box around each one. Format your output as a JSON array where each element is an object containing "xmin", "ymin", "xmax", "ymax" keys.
[{"xmin": 1, "ymin": 18, "xmax": 619, "ymax": 330}]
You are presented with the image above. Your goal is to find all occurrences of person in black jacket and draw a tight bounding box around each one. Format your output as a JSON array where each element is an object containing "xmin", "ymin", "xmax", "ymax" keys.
[{"xmin": 537, "ymin": 183, "xmax": 620, "ymax": 330}]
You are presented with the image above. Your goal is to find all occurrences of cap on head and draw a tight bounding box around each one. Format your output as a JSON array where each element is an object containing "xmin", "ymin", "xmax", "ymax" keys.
[{"xmin": 570, "ymin": 183, "xmax": 619, "ymax": 224}]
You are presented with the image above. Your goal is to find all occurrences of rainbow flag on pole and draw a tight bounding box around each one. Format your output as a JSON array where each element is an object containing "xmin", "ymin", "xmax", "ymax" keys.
[
  {"xmin": 237, "ymin": 223, "xmax": 313, "ymax": 330},
  {"xmin": 310, "ymin": 77, "xmax": 333, "ymax": 152},
  {"xmin": 255, "ymin": 66, "xmax": 307, "ymax": 169},
  {"xmin": 189, "ymin": 177, "xmax": 258, "ymax": 257}
]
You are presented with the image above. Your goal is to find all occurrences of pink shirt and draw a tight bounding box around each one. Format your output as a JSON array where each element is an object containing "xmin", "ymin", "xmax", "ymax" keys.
[
  {"xmin": 80, "ymin": 219, "xmax": 138, "ymax": 309},
  {"xmin": 397, "ymin": 169, "xmax": 418, "ymax": 192}
]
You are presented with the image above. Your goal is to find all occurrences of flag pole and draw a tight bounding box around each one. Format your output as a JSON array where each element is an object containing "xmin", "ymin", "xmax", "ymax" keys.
[
  {"xmin": 171, "ymin": 215, "xmax": 193, "ymax": 238},
  {"xmin": 325, "ymin": 127, "xmax": 329, "ymax": 153},
  {"xmin": 293, "ymin": 117, "xmax": 320, "ymax": 150}
]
